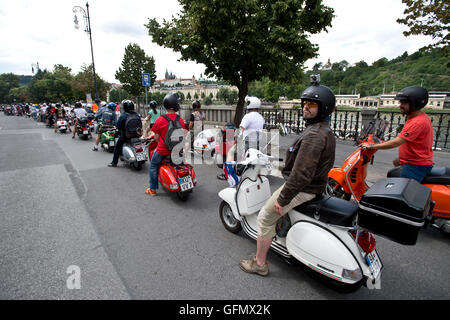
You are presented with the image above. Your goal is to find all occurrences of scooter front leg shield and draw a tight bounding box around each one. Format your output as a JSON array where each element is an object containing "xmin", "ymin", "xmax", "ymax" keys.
[{"xmin": 218, "ymin": 188, "xmax": 241, "ymax": 221}]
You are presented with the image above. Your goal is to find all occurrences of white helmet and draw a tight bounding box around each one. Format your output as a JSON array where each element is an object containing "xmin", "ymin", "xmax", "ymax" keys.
[
  {"xmin": 100, "ymin": 101, "xmax": 107, "ymax": 107},
  {"xmin": 245, "ymin": 96, "xmax": 261, "ymax": 109}
]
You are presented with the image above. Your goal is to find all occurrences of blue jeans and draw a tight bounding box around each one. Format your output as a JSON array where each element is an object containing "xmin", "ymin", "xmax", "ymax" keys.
[
  {"xmin": 149, "ymin": 151, "xmax": 165, "ymax": 190},
  {"xmin": 400, "ymin": 164, "xmax": 433, "ymax": 183}
]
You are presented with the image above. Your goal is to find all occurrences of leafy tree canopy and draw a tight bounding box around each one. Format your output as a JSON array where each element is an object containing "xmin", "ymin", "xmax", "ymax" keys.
[
  {"xmin": 115, "ymin": 43, "xmax": 157, "ymax": 98},
  {"xmin": 146, "ymin": 0, "xmax": 334, "ymax": 125}
]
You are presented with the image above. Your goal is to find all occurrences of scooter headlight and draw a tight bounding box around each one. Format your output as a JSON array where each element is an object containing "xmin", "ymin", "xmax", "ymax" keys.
[{"xmin": 342, "ymin": 268, "xmax": 362, "ymax": 281}]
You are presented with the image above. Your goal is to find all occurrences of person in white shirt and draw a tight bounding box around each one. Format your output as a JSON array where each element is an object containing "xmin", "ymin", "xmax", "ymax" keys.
[
  {"xmin": 72, "ymin": 102, "xmax": 88, "ymax": 139},
  {"xmin": 227, "ymin": 96, "xmax": 265, "ymax": 161},
  {"xmin": 218, "ymin": 96, "xmax": 265, "ymax": 181}
]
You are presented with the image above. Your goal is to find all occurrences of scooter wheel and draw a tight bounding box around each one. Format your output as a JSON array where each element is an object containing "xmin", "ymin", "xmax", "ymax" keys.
[
  {"xmin": 176, "ymin": 191, "xmax": 189, "ymax": 201},
  {"xmin": 219, "ymin": 200, "xmax": 241, "ymax": 233},
  {"xmin": 132, "ymin": 162, "xmax": 143, "ymax": 171},
  {"xmin": 325, "ymin": 178, "xmax": 351, "ymax": 200}
]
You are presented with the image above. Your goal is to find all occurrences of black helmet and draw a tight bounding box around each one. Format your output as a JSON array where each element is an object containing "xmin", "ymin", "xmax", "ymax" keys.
[
  {"xmin": 55, "ymin": 103, "xmax": 61, "ymax": 108},
  {"xmin": 122, "ymin": 100, "xmax": 135, "ymax": 112},
  {"xmin": 192, "ymin": 100, "xmax": 201, "ymax": 110},
  {"xmin": 95, "ymin": 98, "xmax": 101, "ymax": 104},
  {"xmin": 149, "ymin": 100, "xmax": 157, "ymax": 109},
  {"xmin": 300, "ymin": 74, "xmax": 335, "ymax": 121},
  {"xmin": 163, "ymin": 93, "xmax": 180, "ymax": 111},
  {"xmin": 75, "ymin": 102, "xmax": 82, "ymax": 108},
  {"xmin": 395, "ymin": 86, "xmax": 428, "ymax": 112}
]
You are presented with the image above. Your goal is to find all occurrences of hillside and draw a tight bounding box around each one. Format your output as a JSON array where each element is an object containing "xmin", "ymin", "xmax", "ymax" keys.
[
  {"xmin": 248, "ymin": 48, "xmax": 449, "ymax": 101},
  {"xmin": 308, "ymin": 48, "xmax": 450, "ymax": 97}
]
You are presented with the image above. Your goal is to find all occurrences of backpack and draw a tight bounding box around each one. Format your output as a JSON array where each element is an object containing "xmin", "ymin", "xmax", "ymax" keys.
[
  {"xmin": 101, "ymin": 109, "xmax": 115, "ymax": 125},
  {"xmin": 124, "ymin": 113, "xmax": 142, "ymax": 138},
  {"xmin": 162, "ymin": 114, "xmax": 184, "ymax": 151}
]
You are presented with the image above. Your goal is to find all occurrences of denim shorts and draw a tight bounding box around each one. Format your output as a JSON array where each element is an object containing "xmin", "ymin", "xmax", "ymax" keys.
[{"xmin": 400, "ymin": 164, "xmax": 433, "ymax": 183}]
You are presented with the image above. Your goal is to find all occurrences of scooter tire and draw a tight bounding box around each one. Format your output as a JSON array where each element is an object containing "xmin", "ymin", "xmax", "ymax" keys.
[
  {"xmin": 132, "ymin": 161, "xmax": 143, "ymax": 171},
  {"xmin": 176, "ymin": 191, "xmax": 189, "ymax": 201},
  {"xmin": 219, "ymin": 200, "xmax": 242, "ymax": 233},
  {"xmin": 325, "ymin": 178, "xmax": 351, "ymax": 200}
]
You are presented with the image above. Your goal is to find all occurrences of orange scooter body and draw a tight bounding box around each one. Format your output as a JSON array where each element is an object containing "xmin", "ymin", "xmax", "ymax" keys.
[
  {"xmin": 423, "ymin": 184, "xmax": 450, "ymax": 219},
  {"xmin": 328, "ymin": 134, "xmax": 379, "ymax": 201},
  {"xmin": 329, "ymin": 132, "xmax": 450, "ymax": 226},
  {"xmin": 148, "ymin": 138, "xmax": 197, "ymax": 193}
]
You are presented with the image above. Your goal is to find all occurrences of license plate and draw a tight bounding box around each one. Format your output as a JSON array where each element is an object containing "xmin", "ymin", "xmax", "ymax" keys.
[
  {"xmin": 83, "ymin": 130, "xmax": 88, "ymax": 134},
  {"xmin": 366, "ymin": 250, "xmax": 383, "ymax": 280},
  {"xmin": 60, "ymin": 126, "xmax": 66, "ymax": 130},
  {"xmin": 179, "ymin": 176, "xmax": 194, "ymax": 192},
  {"xmin": 109, "ymin": 141, "xmax": 115, "ymax": 147},
  {"xmin": 265, "ymin": 163, "xmax": 273, "ymax": 171},
  {"xmin": 136, "ymin": 153, "xmax": 147, "ymax": 161}
]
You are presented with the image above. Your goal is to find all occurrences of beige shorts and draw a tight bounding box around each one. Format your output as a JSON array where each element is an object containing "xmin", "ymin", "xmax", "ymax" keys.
[{"xmin": 257, "ymin": 183, "xmax": 316, "ymax": 238}]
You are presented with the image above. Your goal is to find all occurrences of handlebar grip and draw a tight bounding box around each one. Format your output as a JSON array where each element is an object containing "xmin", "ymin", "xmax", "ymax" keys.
[{"xmin": 279, "ymin": 158, "xmax": 284, "ymax": 162}]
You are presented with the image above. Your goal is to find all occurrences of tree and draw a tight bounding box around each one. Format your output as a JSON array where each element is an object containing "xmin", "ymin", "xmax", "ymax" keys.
[
  {"xmin": 72, "ymin": 64, "xmax": 110, "ymax": 102},
  {"xmin": 397, "ymin": 0, "xmax": 449, "ymax": 50},
  {"xmin": 0, "ymin": 73, "xmax": 20, "ymax": 103},
  {"xmin": 146, "ymin": 0, "xmax": 334, "ymax": 126},
  {"xmin": 186, "ymin": 92, "xmax": 192, "ymax": 100},
  {"xmin": 109, "ymin": 88, "xmax": 129, "ymax": 102},
  {"xmin": 115, "ymin": 43, "xmax": 157, "ymax": 101}
]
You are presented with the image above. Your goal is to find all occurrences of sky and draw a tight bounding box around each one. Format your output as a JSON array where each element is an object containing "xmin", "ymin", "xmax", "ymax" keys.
[{"xmin": 0, "ymin": 0, "xmax": 436, "ymax": 84}]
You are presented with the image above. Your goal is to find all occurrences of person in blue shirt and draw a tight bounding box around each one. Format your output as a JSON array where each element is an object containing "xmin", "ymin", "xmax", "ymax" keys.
[
  {"xmin": 144, "ymin": 100, "xmax": 161, "ymax": 136},
  {"xmin": 93, "ymin": 102, "xmax": 117, "ymax": 151}
]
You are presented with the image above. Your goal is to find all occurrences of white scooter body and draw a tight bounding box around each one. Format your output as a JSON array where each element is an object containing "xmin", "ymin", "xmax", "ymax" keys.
[
  {"xmin": 118, "ymin": 137, "xmax": 150, "ymax": 169},
  {"xmin": 193, "ymin": 128, "xmax": 220, "ymax": 155},
  {"xmin": 218, "ymin": 149, "xmax": 382, "ymax": 290},
  {"xmin": 57, "ymin": 119, "xmax": 68, "ymax": 133}
]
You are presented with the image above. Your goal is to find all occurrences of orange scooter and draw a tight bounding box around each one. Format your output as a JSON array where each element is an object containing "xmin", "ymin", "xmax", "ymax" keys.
[{"xmin": 327, "ymin": 119, "xmax": 450, "ymax": 234}]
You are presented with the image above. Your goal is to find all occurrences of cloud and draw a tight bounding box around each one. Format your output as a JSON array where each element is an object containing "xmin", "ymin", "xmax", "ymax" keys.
[{"xmin": 0, "ymin": 0, "xmax": 438, "ymax": 84}]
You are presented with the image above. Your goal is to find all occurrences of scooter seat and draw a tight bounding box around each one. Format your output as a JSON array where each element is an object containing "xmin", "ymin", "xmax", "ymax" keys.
[
  {"xmin": 387, "ymin": 166, "xmax": 450, "ymax": 185},
  {"xmin": 293, "ymin": 195, "xmax": 358, "ymax": 227}
]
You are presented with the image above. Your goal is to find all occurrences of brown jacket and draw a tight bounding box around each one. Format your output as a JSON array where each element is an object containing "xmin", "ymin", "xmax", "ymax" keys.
[{"xmin": 277, "ymin": 121, "xmax": 336, "ymax": 207}]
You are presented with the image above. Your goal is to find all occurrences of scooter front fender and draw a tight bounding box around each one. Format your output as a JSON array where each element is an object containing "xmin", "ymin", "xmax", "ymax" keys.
[{"xmin": 218, "ymin": 188, "xmax": 241, "ymax": 221}]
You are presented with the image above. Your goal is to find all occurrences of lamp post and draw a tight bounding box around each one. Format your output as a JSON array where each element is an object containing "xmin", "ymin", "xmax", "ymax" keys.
[{"xmin": 73, "ymin": 2, "xmax": 99, "ymax": 100}]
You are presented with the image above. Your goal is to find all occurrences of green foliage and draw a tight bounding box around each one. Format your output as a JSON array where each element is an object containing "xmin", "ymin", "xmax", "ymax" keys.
[
  {"xmin": 109, "ymin": 88, "xmax": 130, "ymax": 102},
  {"xmin": 146, "ymin": 0, "xmax": 334, "ymax": 125},
  {"xmin": 0, "ymin": 73, "xmax": 20, "ymax": 103},
  {"xmin": 115, "ymin": 43, "xmax": 157, "ymax": 97},
  {"xmin": 204, "ymin": 96, "xmax": 212, "ymax": 105},
  {"xmin": 307, "ymin": 48, "xmax": 450, "ymax": 97},
  {"xmin": 216, "ymin": 87, "xmax": 238, "ymax": 105},
  {"xmin": 186, "ymin": 92, "xmax": 192, "ymax": 100},
  {"xmin": 0, "ymin": 64, "xmax": 110, "ymax": 103},
  {"xmin": 397, "ymin": 0, "xmax": 449, "ymax": 50}
]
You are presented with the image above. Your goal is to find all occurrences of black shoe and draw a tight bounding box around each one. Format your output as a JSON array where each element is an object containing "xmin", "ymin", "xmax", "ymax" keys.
[
  {"xmin": 108, "ymin": 163, "xmax": 117, "ymax": 167},
  {"xmin": 217, "ymin": 173, "xmax": 227, "ymax": 180},
  {"xmin": 92, "ymin": 146, "xmax": 98, "ymax": 151}
]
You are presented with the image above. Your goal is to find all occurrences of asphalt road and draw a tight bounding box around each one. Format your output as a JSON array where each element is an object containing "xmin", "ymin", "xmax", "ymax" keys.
[{"xmin": 1, "ymin": 113, "xmax": 449, "ymax": 300}]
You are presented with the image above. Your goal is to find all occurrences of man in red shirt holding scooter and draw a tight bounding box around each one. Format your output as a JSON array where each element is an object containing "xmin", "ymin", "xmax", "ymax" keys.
[
  {"xmin": 145, "ymin": 93, "xmax": 188, "ymax": 196},
  {"xmin": 361, "ymin": 86, "xmax": 433, "ymax": 183}
]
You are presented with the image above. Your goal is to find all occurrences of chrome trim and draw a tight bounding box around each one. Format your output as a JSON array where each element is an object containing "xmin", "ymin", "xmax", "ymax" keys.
[{"xmin": 359, "ymin": 204, "xmax": 424, "ymax": 227}]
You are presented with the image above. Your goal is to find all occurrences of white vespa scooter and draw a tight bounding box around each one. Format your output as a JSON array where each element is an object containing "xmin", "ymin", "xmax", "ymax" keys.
[
  {"xmin": 56, "ymin": 119, "xmax": 68, "ymax": 133},
  {"xmin": 218, "ymin": 149, "xmax": 432, "ymax": 291}
]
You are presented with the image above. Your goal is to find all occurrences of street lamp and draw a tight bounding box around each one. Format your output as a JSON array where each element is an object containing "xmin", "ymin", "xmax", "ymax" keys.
[{"xmin": 73, "ymin": 2, "xmax": 99, "ymax": 101}]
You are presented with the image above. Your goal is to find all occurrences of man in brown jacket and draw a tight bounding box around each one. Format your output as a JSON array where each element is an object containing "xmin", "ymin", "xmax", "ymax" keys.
[{"xmin": 240, "ymin": 76, "xmax": 336, "ymax": 276}]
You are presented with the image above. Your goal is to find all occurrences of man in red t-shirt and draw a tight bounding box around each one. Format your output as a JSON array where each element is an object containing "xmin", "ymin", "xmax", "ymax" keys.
[
  {"xmin": 361, "ymin": 86, "xmax": 433, "ymax": 182},
  {"xmin": 145, "ymin": 93, "xmax": 187, "ymax": 196}
]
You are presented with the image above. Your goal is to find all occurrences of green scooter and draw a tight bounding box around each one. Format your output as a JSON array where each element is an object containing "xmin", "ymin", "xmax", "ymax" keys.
[{"xmin": 99, "ymin": 126, "xmax": 117, "ymax": 153}]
